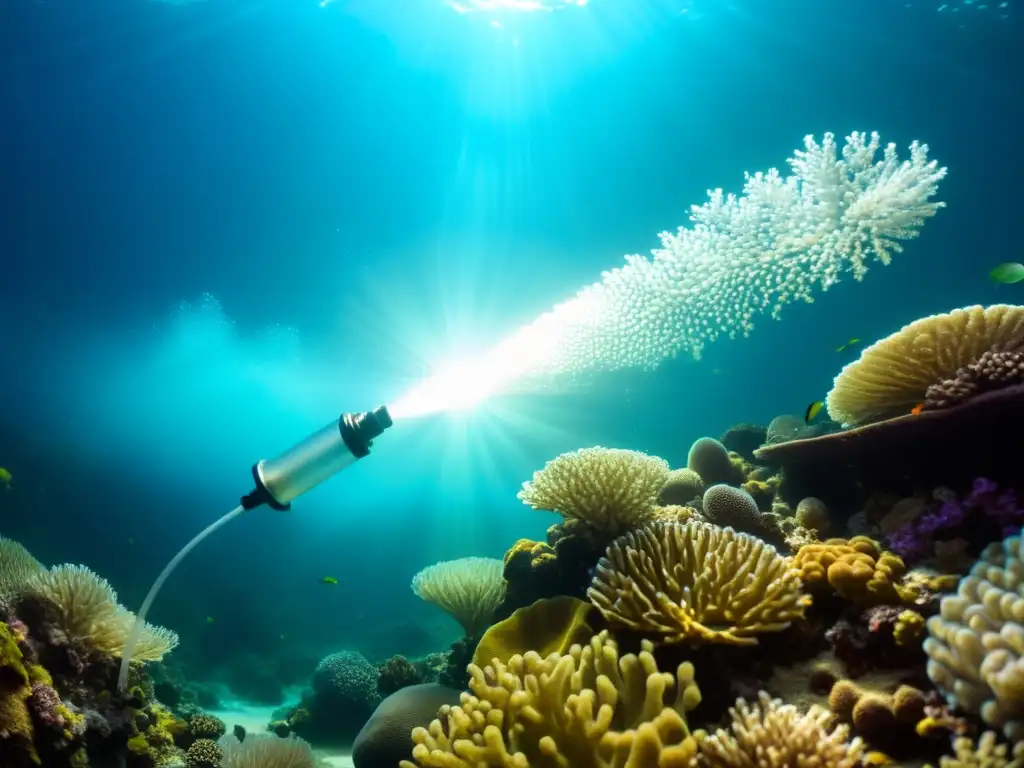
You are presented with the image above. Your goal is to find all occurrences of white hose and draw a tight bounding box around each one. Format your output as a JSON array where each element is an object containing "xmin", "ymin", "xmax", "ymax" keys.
[{"xmin": 117, "ymin": 504, "xmax": 246, "ymax": 692}]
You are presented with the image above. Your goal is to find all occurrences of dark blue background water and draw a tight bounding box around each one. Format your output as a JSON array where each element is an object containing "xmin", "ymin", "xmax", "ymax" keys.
[{"xmin": 0, "ymin": 0, "xmax": 1019, "ymax": 695}]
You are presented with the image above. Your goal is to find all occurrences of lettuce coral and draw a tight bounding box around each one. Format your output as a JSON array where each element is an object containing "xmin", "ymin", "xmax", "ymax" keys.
[
  {"xmin": 587, "ymin": 521, "xmax": 810, "ymax": 646},
  {"xmin": 401, "ymin": 629, "xmax": 701, "ymax": 768}
]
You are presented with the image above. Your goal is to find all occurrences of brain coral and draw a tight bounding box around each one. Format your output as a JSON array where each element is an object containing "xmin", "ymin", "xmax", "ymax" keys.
[
  {"xmin": 400, "ymin": 629, "xmax": 702, "ymax": 768},
  {"xmin": 518, "ymin": 446, "xmax": 669, "ymax": 534},
  {"xmin": 587, "ymin": 521, "xmax": 810, "ymax": 646},
  {"xmin": 701, "ymin": 484, "xmax": 764, "ymax": 535},
  {"xmin": 924, "ymin": 533, "xmax": 1024, "ymax": 742},
  {"xmin": 411, "ymin": 557, "xmax": 506, "ymax": 637},
  {"xmin": 826, "ymin": 304, "xmax": 1024, "ymax": 426},
  {"xmin": 313, "ymin": 650, "xmax": 381, "ymax": 709},
  {"xmin": 793, "ymin": 536, "xmax": 907, "ymax": 606}
]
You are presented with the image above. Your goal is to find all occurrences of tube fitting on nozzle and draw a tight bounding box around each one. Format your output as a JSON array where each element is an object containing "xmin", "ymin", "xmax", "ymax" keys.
[{"xmin": 242, "ymin": 405, "xmax": 393, "ymax": 511}]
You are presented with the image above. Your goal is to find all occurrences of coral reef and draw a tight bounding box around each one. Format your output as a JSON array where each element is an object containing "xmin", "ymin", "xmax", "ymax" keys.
[{"xmin": 410, "ymin": 557, "xmax": 507, "ymax": 638}]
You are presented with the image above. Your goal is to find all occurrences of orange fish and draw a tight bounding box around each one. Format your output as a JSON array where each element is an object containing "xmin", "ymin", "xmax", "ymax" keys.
[{"xmin": 911, "ymin": 403, "xmax": 925, "ymax": 415}]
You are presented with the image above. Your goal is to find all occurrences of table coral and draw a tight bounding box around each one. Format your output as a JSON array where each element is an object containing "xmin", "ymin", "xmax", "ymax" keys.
[
  {"xmin": 401, "ymin": 630, "xmax": 701, "ymax": 768},
  {"xmin": 587, "ymin": 521, "xmax": 810, "ymax": 646},
  {"xmin": 924, "ymin": 533, "xmax": 1024, "ymax": 741},
  {"xmin": 793, "ymin": 536, "xmax": 908, "ymax": 605}
]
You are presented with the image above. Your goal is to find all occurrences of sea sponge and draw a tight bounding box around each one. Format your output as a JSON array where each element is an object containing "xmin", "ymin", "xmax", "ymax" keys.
[
  {"xmin": 518, "ymin": 447, "xmax": 669, "ymax": 534},
  {"xmin": 687, "ymin": 437, "xmax": 736, "ymax": 486},
  {"xmin": 695, "ymin": 691, "xmax": 865, "ymax": 767},
  {"xmin": 218, "ymin": 733, "xmax": 318, "ymax": 768},
  {"xmin": 23, "ymin": 564, "xmax": 178, "ymax": 662},
  {"xmin": 659, "ymin": 468, "xmax": 705, "ymax": 506},
  {"xmin": 826, "ymin": 304, "xmax": 1024, "ymax": 426},
  {"xmin": 924, "ymin": 534, "xmax": 1024, "ymax": 741},
  {"xmin": 0, "ymin": 536, "xmax": 43, "ymax": 607},
  {"xmin": 793, "ymin": 536, "xmax": 907, "ymax": 605},
  {"xmin": 400, "ymin": 629, "xmax": 702, "ymax": 768},
  {"xmin": 472, "ymin": 596, "xmax": 594, "ymax": 670},
  {"xmin": 587, "ymin": 521, "xmax": 810, "ymax": 646},
  {"xmin": 411, "ymin": 557, "xmax": 506, "ymax": 637},
  {"xmin": 701, "ymin": 484, "xmax": 764, "ymax": 535}
]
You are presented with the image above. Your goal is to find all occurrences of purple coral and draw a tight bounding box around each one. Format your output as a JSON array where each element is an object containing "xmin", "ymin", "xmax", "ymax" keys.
[{"xmin": 886, "ymin": 478, "xmax": 1024, "ymax": 562}]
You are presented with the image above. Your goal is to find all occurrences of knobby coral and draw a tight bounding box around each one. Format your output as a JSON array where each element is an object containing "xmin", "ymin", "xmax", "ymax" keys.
[
  {"xmin": 518, "ymin": 447, "xmax": 669, "ymax": 534},
  {"xmin": 924, "ymin": 533, "xmax": 1024, "ymax": 741},
  {"xmin": 587, "ymin": 521, "xmax": 810, "ymax": 646},
  {"xmin": 401, "ymin": 629, "xmax": 702, "ymax": 768},
  {"xmin": 696, "ymin": 691, "xmax": 866, "ymax": 767},
  {"xmin": 411, "ymin": 557, "xmax": 507, "ymax": 637},
  {"xmin": 826, "ymin": 304, "xmax": 1024, "ymax": 426},
  {"xmin": 793, "ymin": 536, "xmax": 908, "ymax": 606}
]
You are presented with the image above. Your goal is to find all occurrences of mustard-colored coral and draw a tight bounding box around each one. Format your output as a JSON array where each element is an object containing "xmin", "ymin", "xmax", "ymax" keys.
[
  {"xmin": 0, "ymin": 621, "xmax": 38, "ymax": 763},
  {"xmin": 695, "ymin": 691, "xmax": 865, "ymax": 767},
  {"xmin": 793, "ymin": 536, "xmax": 907, "ymax": 605},
  {"xmin": 924, "ymin": 534, "xmax": 1024, "ymax": 742},
  {"xmin": 518, "ymin": 446, "xmax": 669, "ymax": 534},
  {"xmin": 894, "ymin": 609, "xmax": 925, "ymax": 647},
  {"xmin": 587, "ymin": 521, "xmax": 810, "ymax": 646},
  {"xmin": 472, "ymin": 596, "xmax": 594, "ymax": 670},
  {"xmin": 400, "ymin": 629, "xmax": 701, "ymax": 768}
]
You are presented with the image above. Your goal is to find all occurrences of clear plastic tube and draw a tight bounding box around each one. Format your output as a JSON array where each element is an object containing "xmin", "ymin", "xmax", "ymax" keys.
[{"xmin": 117, "ymin": 504, "xmax": 246, "ymax": 691}]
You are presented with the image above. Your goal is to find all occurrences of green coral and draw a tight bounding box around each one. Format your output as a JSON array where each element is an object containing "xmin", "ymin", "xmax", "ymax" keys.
[
  {"xmin": 0, "ymin": 621, "xmax": 38, "ymax": 764},
  {"xmin": 125, "ymin": 703, "xmax": 188, "ymax": 767}
]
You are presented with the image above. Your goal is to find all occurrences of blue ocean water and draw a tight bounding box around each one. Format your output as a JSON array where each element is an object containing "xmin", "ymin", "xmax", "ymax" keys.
[{"xmin": 0, "ymin": 0, "xmax": 1019, "ymax": 706}]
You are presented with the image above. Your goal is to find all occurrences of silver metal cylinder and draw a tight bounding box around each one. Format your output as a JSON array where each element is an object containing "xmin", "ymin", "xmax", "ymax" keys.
[{"xmin": 255, "ymin": 419, "xmax": 358, "ymax": 506}]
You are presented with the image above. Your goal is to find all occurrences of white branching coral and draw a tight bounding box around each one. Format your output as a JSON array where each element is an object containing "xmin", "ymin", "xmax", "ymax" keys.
[
  {"xmin": 531, "ymin": 131, "xmax": 947, "ymax": 371},
  {"xmin": 411, "ymin": 557, "xmax": 507, "ymax": 637},
  {"xmin": 518, "ymin": 446, "xmax": 670, "ymax": 533}
]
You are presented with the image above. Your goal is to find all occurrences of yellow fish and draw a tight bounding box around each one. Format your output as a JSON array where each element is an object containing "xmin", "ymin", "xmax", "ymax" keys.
[
  {"xmin": 321, "ymin": 576, "xmax": 339, "ymax": 585},
  {"xmin": 0, "ymin": 467, "xmax": 11, "ymax": 487},
  {"xmin": 805, "ymin": 400, "xmax": 825, "ymax": 424},
  {"xmin": 835, "ymin": 338, "xmax": 861, "ymax": 353}
]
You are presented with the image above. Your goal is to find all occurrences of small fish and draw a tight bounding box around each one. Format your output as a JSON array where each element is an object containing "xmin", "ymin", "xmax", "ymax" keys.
[
  {"xmin": 835, "ymin": 338, "xmax": 861, "ymax": 353},
  {"xmin": 233, "ymin": 724, "xmax": 246, "ymax": 743},
  {"xmin": 0, "ymin": 467, "xmax": 11, "ymax": 488},
  {"xmin": 205, "ymin": 616, "xmax": 215, "ymax": 624},
  {"xmin": 805, "ymin": 400, "xmax": 825, "ymax": 424},
  {"xmin": 911, "ymin": 403, "xmax": 925, "ymax": 415},
  {"xmin": 990, "ymin": 262, "xmax": 1024, "ymax": 284},
  {"xmin": 321, "ymin": 576, "xmax": 339, "ymax": 585}
]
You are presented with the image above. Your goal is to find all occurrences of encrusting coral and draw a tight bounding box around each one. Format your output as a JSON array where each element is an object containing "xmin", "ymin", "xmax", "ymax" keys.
[
  {"xmin": 400, "ymin": 629, "xmax": 702, "ymax": 768},
  {"xmin": 826, "ymin": 304, "xmax": 1024, "ymax": 427},
  {"xmin": 517, "ymin": 447, "xmax": 669, "ymax": 534},
  {"xmin": 924, "ymin": 532, "xmax": 1024, "ymax": 742},
  {"xmin": 587, "ymin": 521, "xmax": 810, "ymax": 646},
  {"xmin": 411, "ymin": 557, "xmax": 507, "ymax": 638},
  {"xmin": 695, "ymin": 690, "xmax": 866, "ymax": 767}
]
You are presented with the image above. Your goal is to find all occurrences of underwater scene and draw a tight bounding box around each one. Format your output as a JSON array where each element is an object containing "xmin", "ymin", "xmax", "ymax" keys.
[{"xmin": 1, "ymin": 0, "xmax": 1022, "ymax": 766}]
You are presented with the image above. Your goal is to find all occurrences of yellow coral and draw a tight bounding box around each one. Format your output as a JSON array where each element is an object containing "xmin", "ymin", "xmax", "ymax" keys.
[
  {"xmin": 587, "ymin": 521, "xmax": 811, "ymax": 646},
  {"xmin": 0, "ymin": 621, "xmax": 38, "ymax": 764},
  {"xmin": 472, "ymin": 596, "xmax": 594, "ymax": 670},
  {"xmin": 793, "ymin": 536, "xmax": 907, "ymax": 605},
  {"xmin": 696, "ymin": 691, "xmax": 865, "ymax": 767},
  {"xmin": 926, "ymin": 731, "xmax": 1024, "ymax": 768},
  {"xmin": 401, "ymin": 629, "xmax": 701, "ymax": 768},
  {"xmin": 518, "ymin": 447, "xmax": 669, "ymax": 534},
  {"xmin": 894, "ymin": 609, "xmax": 925, "ymax": 647}
]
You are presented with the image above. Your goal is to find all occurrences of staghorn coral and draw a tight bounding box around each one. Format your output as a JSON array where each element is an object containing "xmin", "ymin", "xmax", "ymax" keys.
[
  {"xmin": 400, "ymin": 629, "xmax": 702, "ymax": 768},
  {"xmin": 22, "ymin": 564, "xmax": 178, "ymax": 662},
  {"xmin": 411, "ymin": 557, "xmax": 506, "ymax": 637},
  {"xmin": 695, "ymin": 690, "xmax": 866, "ymax": 767},
  {"xmin": 924, "ymin": 533, "xmax": 1024, "ymax": 741},
  {"xmin": 0, "ymin": 537, "xmax": 43, "ymax": 608},
  {"xmin": 926, "ymin": 731, "xmax": 1024, "ymax": 768},
  {"xmin": 826, "ymin": 304, "xmax": 1024, "ymax": 426},
  {"xmin": 518, "ymin": 447, "xmax": 669, "ymax": 534},
  {"xmin": 793, "ymin": 536, "xmax": 908, "ymax": 605},
  {"xmin": 587, "ymin": 521, "xmax": 810, "ymax": 646},
  {"xmin": 701, "ymin": 485, "xmax": 764, "ymax": 535}
]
